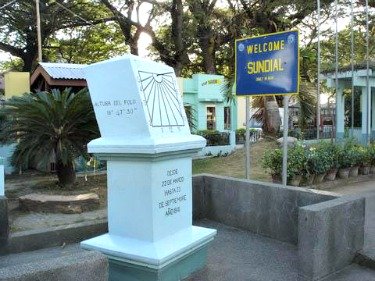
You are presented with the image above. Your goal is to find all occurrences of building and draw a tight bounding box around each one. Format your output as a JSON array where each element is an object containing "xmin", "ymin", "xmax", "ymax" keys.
[
  {"xmin": 30, "ymin": 62, "xmax": 87, "ymax": 92},
  {"xmin": 323, "ymin": 63, "xmax": 375, "ymax": 143},
  {"xmin": 179, "ymin": 74, "xmax": 237, "ymax": 132},
  {"xmin": 4, "ymin": 72, "xmax": 30, "ymax": 98}
]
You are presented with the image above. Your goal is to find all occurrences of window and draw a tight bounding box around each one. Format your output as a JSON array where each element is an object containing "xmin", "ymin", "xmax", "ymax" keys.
[
  {"xmin": 184, "ymin": 105, "xmax": 194, "ymax": 130},
  {"xmin": 224, "ymin": 106, "xmax": 231, "ymax": 130},
  {"xmin": 206, "ymin": 106, "xmax": 216, "ymax": 130}
]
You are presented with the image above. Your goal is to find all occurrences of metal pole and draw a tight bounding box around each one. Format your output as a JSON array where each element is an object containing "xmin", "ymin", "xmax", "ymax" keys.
[
  {"xmin": 334, "ymin": 0, "xmax": 339, "ymax": 141},
  {"xmin": 350, "ymin": 0, "xmax": 354, "ymax": 136},
  {"xmin": 282, "ymin": 95, "xmax": 290, "ymax": 187},
  {"xmin": 317, "ymin": 0, "xmax": 321, "ymax": 140},
  {"xmin": 245, "ymin": 96, "xmax": 251, "ymax": 179},
  {"xmin": 36, "ymin": 0, "xmax": 42, "ymax": 62},
  {"xmin": 366, "ymin": 0, "xmax": 371, "ymax": 144}
]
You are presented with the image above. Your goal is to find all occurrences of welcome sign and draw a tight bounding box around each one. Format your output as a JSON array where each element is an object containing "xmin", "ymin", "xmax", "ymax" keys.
[{"xmin": 235, "ymin": 30, "xmax": 299, "ymax": 96}]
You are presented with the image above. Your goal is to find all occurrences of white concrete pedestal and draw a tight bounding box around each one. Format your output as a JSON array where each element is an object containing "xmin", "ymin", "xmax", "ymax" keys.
[
  {"xmin": 81, "ymin": 150, "xmax": 216, "ymax": 280},
  {"xmin": 81, "ymin": 55, "xmax": 216, "ymax": 280}
]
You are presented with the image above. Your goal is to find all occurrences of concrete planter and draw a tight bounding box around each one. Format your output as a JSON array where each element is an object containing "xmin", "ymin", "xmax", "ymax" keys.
[
  {"xmin": 349, "ymin": 166, "xmax": 359, "ymax": 177},
  {"xmin": 271, "ymin": 173, "xmax": 282, "ymax": 184},
  {"xmin": 314, "ymin": 173, "xmax": 326, "ymax": 184},
  {"xmin": 325, "ymin": 168, "xmax": 337, "ymax": 181},
  {"xmin": 193, "ymin": 174, "xmax": 365, "ymax": 281},
  {"xmin": 359, "ymin": 165, "xmax": 370, "ymax": 175},
  {"xmin": 305, "ymin": 174, "xmax": 316, "ymax": 186},
  {"xmin": 338, "ymin": 167, "xmax": 350, "ymax": 179},
  {"xmin": 289, "ymin": 175, "xmax": 302, "ymax": 186},
  {"xmin": 0, "ymin": 196, "xmax": 9, "ymax": 247}
]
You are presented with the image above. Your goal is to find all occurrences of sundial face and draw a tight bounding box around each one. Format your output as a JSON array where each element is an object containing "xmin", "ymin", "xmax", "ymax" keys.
[{"xmin": 138, "ymin": 70, "xmax": 185, "ymax": 130}]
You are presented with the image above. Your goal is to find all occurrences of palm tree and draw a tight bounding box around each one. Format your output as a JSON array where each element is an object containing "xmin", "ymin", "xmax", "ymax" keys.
[{"xmin": 0, "ymin": 88, "xmax": 99, "ymax": 188}]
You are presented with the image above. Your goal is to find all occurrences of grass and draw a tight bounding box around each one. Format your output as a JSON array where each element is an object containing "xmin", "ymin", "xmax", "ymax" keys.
[
  {"xmin": 6, "ymin": 140, "xmax": 278, "ymax": 201},
  {"xmin": 193, "ymin": 139, "xmax": 278, "ymax": 181}
]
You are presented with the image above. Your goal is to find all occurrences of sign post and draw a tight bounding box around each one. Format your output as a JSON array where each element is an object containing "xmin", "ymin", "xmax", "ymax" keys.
[
  {"xmin": 245, "ymin": 96, "xmax": 250, "ymax": 179},
  {"xmin": 235, "ymin": 31, "xmax": 299, "ymax": 186},
  {"xmin": 282, "ymin": 96, "xmax": 290, "ymax": 186}
]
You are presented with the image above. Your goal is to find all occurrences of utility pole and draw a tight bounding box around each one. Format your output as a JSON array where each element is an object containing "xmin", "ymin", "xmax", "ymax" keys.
[{"xmin": 36, "ymin": 0, "xmax": 42, "ymax": 62}]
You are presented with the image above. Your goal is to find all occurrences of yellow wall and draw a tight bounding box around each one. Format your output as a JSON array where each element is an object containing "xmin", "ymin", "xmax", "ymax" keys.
[
  {"xmin": 176, "ymin": 77, "xmax": 184, "ymax": 96},
  {"xmin": 4, "ymin": 72, "xmax": 30, "ymax": 98}
]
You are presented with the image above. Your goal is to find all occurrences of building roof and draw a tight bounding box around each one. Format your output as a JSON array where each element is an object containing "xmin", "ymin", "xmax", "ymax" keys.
[
  {"xmin": 38, "ymin": 62, "xmax": 87, "ymax": 80},
  {"xmin": 322, "ymin": 61, "xmax": 375, "ymax": 75},
  {"xmin": 0, "ymin": 74, "xmax": 4, "ymax": 90},
  {"xmin": 30, "ymin": 62, "xmax": 87, "ymax": 90}
]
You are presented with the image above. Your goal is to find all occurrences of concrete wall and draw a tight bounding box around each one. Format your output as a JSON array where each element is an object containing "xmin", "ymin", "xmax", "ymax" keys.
[
  {"xmin": 298, "ymin": 195, "xmax": 365, "ymax": 280},
  {"xmin": 4, "ymin": 72, "xmax": 30, "ymax": 99},
  {"xmin": 192, "ymin": 174, "xmax": 366, "ymax": 280},
  {"xmin": 0, "ymin": 196, "xmax": 9, "ymax": 248},
  {"xmin": 181, "ymin": 74, "xmax": 237, "ymax": 132},
  {"xmin": 197, "ymin": 145, "xmax": 236, "ymax": 157},
  {"xmin": 0, "ymin": 251, "xmax": 108, "ymax": 281},
  {"xmin": 2, "ymin": 220, "xmax": 107, "ymax": 255},
  {"xmin": 0, "ymin": 144, "xmax": 16, "ymax": 175},
  {"xmin": 193, "ymin": 174, "xmax": 336, "ymax": 244}
]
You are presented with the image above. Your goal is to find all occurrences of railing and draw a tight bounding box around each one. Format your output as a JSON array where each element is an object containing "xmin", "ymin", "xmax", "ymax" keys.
[
  {"xmin": 348, "ymin": 127, "xmax": 362, "ymax": 140},
  {"xmin": 235, "ymin": 129, "xmax": 262, "ymax": 144},
  {"xmin": 289, "ymin": 126, "xmax": 335, "ymax": 140}
]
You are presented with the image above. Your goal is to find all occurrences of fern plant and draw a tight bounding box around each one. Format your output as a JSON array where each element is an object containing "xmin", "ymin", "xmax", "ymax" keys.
[{"xmin": 0, "ymin": 88, "xmax": 99, "ymax": 188}]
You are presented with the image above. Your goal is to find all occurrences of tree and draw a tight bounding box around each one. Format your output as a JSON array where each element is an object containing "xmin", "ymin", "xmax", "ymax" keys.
[
  {"xmin": 44, "ymin": 22, "xmax": 128, "ymax": 64},
  {"xmin": 0, "ymin": 88, "xmax": 99, "ymax": 188},
  {"xmin": 99, "ymin": 0, "xmax": 145, "ymax": 55},
  {"xmin": 99, "ymin": 0, "xmax": 191, "ymax": 76},
  {"xmin": 0, "ymin": 0, "xmax": 112, "ymax": 71}
]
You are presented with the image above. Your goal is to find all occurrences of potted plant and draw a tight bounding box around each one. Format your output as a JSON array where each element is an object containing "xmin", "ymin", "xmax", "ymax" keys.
[
  {"xmin": 336, "ymin": 139, "xmax": 363, "ymax": 179},
  {"xmin": 306, "ymin": 142, "xmax": 334, "ymax": 184},
  {"xmin": 349, "ymin": 144, "xmax": 362, "ymax": 177},
  {"xmin": 359, "ymin": 145, "xmax": 371, "ymax": 175},
  {"xmin": 287, "ymin": 144, "xmax": 307, "ymax": 186},
  {"xmin": 321, "ymin": 142, "xmax": 339, "ymax": 181},
  {"xmin": 262, "ymin": 148, "xmax": 283, "ymax": 183},
  {"xmin": 368, "ymin": 144, "xmax": 375, "ymax": 174},
  {"xmin": 337, "ymin": 142, "xmax": 354, "ymax": 179},
  {"xmin": 235, "ymin": 128, "xmax": 246, "ymax": 144}
]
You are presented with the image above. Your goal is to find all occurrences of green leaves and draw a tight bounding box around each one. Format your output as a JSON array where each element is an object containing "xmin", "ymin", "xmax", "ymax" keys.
[{"xmin": 0, "ymin": 88, "xmax": 99, "ymax": 186}]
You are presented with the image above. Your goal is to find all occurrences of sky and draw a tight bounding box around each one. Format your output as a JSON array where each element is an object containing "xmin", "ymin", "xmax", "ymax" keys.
[{"xmin": 0, "ymin": 1, "xmax": 364, "ymax": 66}]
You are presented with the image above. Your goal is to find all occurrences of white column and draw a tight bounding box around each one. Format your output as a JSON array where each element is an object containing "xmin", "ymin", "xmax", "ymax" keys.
[
  {"xmin": 0, "ymin": 158, "xmax": 3, "ymax": 196},
  {"xmin": 361, "ymin": 87, "xmax": 368, "ymax": 143},
  {"xmin": 371, "ymin": 89, "xmax": 375, "ymax": 138},
  {"xmin": 336, "ymin": 86, "xmax": 345, "ymax": 139}
]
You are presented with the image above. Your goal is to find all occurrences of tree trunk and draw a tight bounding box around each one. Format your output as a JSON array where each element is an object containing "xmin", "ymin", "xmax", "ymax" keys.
[
  {"xmin": 263, "ymin": 96, "xmax": 281, "ymax": 136},
  {"xmin": 201, "ymin": 36, "xmax": 216, "ymax": 74},
  {"xmin": 56, "ymin": 160, "xmax": 76, "ymax": 188}
]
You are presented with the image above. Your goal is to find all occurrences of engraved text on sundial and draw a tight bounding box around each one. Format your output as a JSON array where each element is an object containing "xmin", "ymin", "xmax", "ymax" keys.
[{"xmin": 138, "ymin": 71, "xmax": 185, "ymax": 128}]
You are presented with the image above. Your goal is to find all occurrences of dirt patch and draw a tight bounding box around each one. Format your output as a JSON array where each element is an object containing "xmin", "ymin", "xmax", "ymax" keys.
[
  {"xmin": 6, "ymin": 172, "xmax": 107, "ymax": 207},
  {"xmin": 6, "ymin": 172, "xmax": 108, "ymax": 233},
  {"xmin": 192, "ymin": 139, "xmax": 277, "ymax": 181}
]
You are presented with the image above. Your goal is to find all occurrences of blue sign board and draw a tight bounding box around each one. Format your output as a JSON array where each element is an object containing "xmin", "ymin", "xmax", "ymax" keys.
[{"xmin": 235, "ymin": 31, "xmax": 299, "ymax": 96}]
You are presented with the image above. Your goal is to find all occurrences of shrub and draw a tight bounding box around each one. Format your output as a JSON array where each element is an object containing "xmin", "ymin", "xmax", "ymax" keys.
[
  {"xmin": 356, "ymin": 145, "xmax": 371, "ymax": 166},
  {"xmin": 337, "ymin": 139, "xmax": 361, "ymax": 169},
  {"xmin": 262, "ymin": 148, "xmax": 282, "ymax": 176},
  {"xmin": 0, "ymin": 88, "xmax": 99, "ymax": 188},
  {"xmin": 287, "ymin": 144, "xmax": 307, "ymax": 178},
  {"xmin": 368, "ymin": 144, "xmax": 375, "ymax": 165},
  {"xmin": 197, "ymin": 130, "xmax": 229, "ymax": 146},
  {"xmin": 306, "ymin": 142, "xmax": 337, "ymax": 174}
]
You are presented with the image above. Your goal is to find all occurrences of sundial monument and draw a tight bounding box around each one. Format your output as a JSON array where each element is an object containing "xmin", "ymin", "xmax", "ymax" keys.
[{"xmin": 81, "ymin": 55, "xmax": 216, "ymax": 280}]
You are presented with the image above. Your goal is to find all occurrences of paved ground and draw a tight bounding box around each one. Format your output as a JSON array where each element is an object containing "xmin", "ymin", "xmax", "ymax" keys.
[
  {"xmin": 10, "ymin": 208, "xmax": 107, "ymax": 232},
  {"xmin": 0, "ymin": 244, "xmax": 82, "ymax": 268},
  {"xmin": 324, "ymin": 181, "xmax": 375, "ymax": 259},
  {"xmin": 2, "ymin": 174, "xmax": 375, "ymax": 280},
  {"xmin": 189, "ymin": 221, "xmax": 375, "ymax": 281},
  {"xmin": 1, "ymin": 220, "xmax": 374, "ymax": 281}
]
